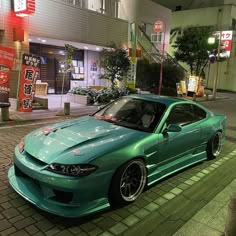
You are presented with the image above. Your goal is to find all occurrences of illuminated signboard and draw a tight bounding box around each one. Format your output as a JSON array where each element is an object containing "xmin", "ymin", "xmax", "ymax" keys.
[
  {"xmin": 214, "ymin": 30, "xmax": 233, "ymax": 58},
  {"xmin": 14, "ymin": 0, "xmax": 35, "ymax": 17}
]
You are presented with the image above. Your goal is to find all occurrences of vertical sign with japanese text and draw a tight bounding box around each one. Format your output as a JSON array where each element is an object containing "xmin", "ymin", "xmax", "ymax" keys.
[
  {"xmin": 0, "ymin": 46, "xmax": 15, "ymax": 108},
  {"xmin": 214, "ymin": 30, "xmax": 233, "ymax": 58},
  {"xmin": 18, "ymin": 54, "xmax": 40, "ymax": 112}
]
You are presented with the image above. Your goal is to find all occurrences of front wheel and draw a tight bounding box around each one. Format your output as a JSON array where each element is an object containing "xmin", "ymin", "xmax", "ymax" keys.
[
  {"xmin": 207, "ymin": 131, "xmax": 222, "ymax": 160},
  {"xmin": 109, "ymin": 159, "xmax": 147, "ymax": 206}
]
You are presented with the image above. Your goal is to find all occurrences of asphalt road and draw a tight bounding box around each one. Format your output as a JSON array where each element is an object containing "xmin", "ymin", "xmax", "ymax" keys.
[{"xmin": 0, "ymin": 94, "xmax": 236, "ymax": 236}]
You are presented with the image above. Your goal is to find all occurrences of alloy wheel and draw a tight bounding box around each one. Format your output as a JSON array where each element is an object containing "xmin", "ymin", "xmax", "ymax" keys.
[{"xmin": 119, "ymin": 160, "xmax": 146, "ymax": 202}]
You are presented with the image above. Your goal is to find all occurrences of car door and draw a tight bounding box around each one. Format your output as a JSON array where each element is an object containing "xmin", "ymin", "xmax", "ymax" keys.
[{"xmin": 147, "ymin": 103, "xmax": 203, "ymax": 181}]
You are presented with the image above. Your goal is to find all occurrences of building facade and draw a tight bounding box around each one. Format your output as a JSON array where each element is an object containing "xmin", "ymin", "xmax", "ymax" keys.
[
  {"xmin": 0, "ymin": 0, "xmax": 171, "ymax": 109},
  {"xmin": 153, "ymin": 0, "xmax": 236, "ymax": 11},
  {"xmin": 155, "ymin": 0, "xmax": 236, "ymax": 92}
]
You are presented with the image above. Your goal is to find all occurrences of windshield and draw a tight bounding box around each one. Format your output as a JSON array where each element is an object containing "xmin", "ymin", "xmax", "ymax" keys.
[{"xmin": 93, "ymin": 97, "xmax": 166, "ymax": 132}]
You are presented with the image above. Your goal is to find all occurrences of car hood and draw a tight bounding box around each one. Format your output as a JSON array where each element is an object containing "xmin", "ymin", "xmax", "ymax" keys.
[{"xmin": 24, "ymin": 116, "xmax": 147, "ymax": 164}]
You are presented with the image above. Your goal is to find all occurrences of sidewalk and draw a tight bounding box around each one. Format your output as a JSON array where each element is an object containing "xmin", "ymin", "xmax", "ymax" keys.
[
  {"xmin": 0, "ymin": 94, "xmax": 98, "ymax": 125},
  {"xmin": 123, "ymin": 147, "xmax": 236, "ymax": 236},
  {"xmin": 174, "ymin": 178, "xmax": 236, "ymax": 236}
]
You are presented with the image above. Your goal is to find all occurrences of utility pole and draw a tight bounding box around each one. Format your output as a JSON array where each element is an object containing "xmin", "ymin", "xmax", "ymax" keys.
[
  {"xmin": 153, "ymin": 19, "xmax": 165, "ymax": 95},
  {"xmin": 212, "ymin": 9, "xmax": 222, "ymax": 100},
  {"xmin": 212, "ymin": 31, "xmax": 221, "ymax": 100}
]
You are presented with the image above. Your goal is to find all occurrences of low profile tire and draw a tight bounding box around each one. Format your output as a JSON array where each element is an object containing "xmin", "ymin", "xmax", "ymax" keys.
[
  {"xmin": 109, "ymin": 159, "xmax": 147, "ymax": 206},
  {"xmin": 206, "ymin": 131, "xmax": 222, "ymax": 160}
]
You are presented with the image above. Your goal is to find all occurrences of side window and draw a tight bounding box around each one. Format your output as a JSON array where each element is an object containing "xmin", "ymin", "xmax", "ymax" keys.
[
  {"xmin": 192, "ymin": 105, "xmax": 207, "ymax": 121},
  {"xmin": 166, "ymin": 104, "xmax": 195, "ymax": 126}
]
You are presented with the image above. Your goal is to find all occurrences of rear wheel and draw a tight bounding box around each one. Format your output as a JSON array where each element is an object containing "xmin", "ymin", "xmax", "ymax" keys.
[
  {"xmin": 109, "ymin": 159, "xmax": 147, "ymax": 206},
  {"xmin": 207, "ymin": 131, "xmax": 222, "ymax": 160}
]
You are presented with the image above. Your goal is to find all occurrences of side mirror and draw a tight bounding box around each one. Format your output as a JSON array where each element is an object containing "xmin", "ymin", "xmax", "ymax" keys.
[{"xmin": 165, "ymin": 124, "xmax": 182, "ymax": 133}]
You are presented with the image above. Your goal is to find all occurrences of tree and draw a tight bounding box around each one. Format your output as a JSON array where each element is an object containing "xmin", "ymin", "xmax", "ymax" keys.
[
  {"xmin": 99, "ymin": 43, "xmax": 130, "ymax": 88},
  {"xmin": 172, "ymin": 27, "xmax": 217, "ymax": 77},
  {"xmin": 136, "ymin": 58, "xmax": 186, "ymax": 95}
]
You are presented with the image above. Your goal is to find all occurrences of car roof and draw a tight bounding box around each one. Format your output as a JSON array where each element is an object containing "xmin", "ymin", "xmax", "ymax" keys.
[{"xmin": 127, "ymin": 94, "xmax": 193, "ymax": 106}]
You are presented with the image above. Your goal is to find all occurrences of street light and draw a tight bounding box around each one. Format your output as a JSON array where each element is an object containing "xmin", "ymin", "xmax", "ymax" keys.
[{"xmin": 208, "ymin": 37, "xmax": 215, "ymax": 44}]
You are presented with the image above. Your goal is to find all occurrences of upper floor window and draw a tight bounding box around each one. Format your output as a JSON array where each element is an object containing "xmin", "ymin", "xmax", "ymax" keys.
[{"xmin": 59, "ymin": 0, "xmax": 120, "ymax": 18}]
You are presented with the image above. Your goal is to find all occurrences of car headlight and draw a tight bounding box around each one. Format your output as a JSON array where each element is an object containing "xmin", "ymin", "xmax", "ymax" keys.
[
  {"xmin": 18, "ymin": 138, "xmax": 25, "ymax": 153},
  {"xmin": 45, "ymin": 163, "xmax": 97, "ymax": 177}
]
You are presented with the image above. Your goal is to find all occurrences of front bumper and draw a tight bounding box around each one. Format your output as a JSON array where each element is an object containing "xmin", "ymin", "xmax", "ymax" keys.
[
  {"xmin": 8, "ymin": 166, "xmax": 109, "ymax": 217},
  {"xmin": 8, "ymin": 148, "xmax": 112, "ymax": 218}
]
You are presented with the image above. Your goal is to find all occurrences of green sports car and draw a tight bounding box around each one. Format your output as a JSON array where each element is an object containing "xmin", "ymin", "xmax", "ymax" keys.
[{"xmin": 8, "ymin": 95, "xmax": 226, "ymax": 217}]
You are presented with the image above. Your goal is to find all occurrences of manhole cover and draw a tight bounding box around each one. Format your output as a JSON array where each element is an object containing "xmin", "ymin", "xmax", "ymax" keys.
[{"xmin": 0, "ymin": 157, "xmax": 12, "ymax": 168}]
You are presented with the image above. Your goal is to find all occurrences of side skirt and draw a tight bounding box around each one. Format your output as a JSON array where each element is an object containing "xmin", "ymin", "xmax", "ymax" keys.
[{"xmin": 147, "ymin": 151, "xmax": 207, "ymax": 186}]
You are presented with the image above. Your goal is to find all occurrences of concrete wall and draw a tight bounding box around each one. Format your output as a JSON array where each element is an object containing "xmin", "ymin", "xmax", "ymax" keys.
[
  {"xmin": 119, "ymin": 0, "xmax": 171, "ymax": 49},
  {"xmin": 139, "ymin": 0, "xmax": 171, "ymax": 50},
  {"xmin": 168, "ymin": 4, "xmax": 236, "ymax": 92},
  {"xmin": 171, "ymin": 5, "xmax": 233, "ymax": 29},
  {"xmin": 152, "ymin": 0, "xmax": 225, "ymax": 11},
  {"xmin": 224, "ymin": 0, "xmax": 236, "ymax": 5},
  {"xmin": 206, "ymin": 39, "xmax": 236, "ymax": 92},
  {"xmin": 119, "ymin": 0, "xmax": 141, "ymax": 22}
]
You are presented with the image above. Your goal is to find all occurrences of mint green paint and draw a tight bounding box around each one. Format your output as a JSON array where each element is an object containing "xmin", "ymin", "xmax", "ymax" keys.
[{"xmin": 8, "ymin": 95, "xmax": 226, "ymax": 217}]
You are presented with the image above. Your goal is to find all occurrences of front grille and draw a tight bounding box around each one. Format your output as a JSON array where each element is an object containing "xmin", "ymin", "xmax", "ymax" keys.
[{"xmin": 14, "ymin": 164, "xmax": 74, "ymax": 204}]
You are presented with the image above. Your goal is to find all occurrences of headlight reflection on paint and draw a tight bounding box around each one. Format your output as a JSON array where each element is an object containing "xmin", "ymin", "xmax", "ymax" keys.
[
  {"xmin": 45, "ymin": 163, "xmax": 97, "ymax": 177},
  {"xmin": 18, "ymin": 138, "xmax": 25, "ymax": 153}
]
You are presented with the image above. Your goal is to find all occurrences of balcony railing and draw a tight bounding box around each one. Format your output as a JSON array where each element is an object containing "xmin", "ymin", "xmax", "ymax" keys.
[{"xmin": 137, "ymin": 25, "xmax": 188, "ymax": 73}]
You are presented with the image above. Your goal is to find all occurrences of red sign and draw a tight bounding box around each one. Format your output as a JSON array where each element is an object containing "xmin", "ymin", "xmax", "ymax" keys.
[
  {"xmin": 0, "ymin": 46, "xmax": 15, "ymax": 108},
  {"xmin": 14, "ymin": 0, "xmax": 35, "ymax": 17},
  {"xmin": 18, "ymin": 54, "xmax": 40, "ymax": 112},
  {"xmin": 214, "ymin": 30, "xmax": 233, "ymax": 57},
  {"xmin": 153, "ymin": 20, "xmax": 163, "ymax": 33}
]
